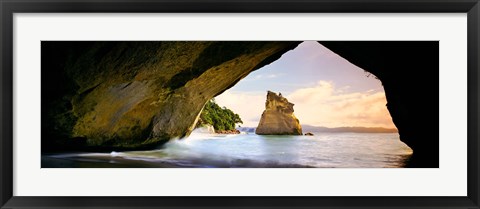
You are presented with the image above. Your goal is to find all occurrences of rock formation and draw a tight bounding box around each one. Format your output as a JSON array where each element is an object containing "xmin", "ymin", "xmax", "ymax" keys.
[
  {"xmin": 255, "ymin": 91, "xmax": 302, "ymax": 135},
  {"xmin": 215, "ymin": 129, "xmax": 241, "ymax": 134},
  {"xmin": 193, "ymin": 124, "xmax": 215, "ymax": 134},
  {"xmin": 42, "ymin": 41, "xmax": 301, "ymax": 151},
  {"xmin": 41, "ymin": 41, "xmax": 439, "ymax": 167}
]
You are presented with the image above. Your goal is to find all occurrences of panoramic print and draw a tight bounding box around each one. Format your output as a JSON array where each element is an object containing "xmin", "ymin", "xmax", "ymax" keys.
[{"xmin": 41, "ymin": 41, "xmax": 439, "ymax": 168}]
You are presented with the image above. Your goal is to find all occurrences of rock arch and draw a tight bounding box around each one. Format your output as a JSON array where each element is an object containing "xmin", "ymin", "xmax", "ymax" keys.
[{"xmin": 42, "ymin": 41, "xmax": 438, "ymax": 167}]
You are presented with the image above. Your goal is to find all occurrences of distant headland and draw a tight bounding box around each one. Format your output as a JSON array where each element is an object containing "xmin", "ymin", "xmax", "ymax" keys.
[{"xmin": 238, "ymin": 125, "xmax": 397, "ymax": 134}]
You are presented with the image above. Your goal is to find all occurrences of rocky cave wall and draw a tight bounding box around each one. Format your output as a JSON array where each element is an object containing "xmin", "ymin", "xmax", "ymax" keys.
[
  {"xmin": 42, "ymin": 41, "xmax": 301, "ymax": 151},
  {"xmin": 42, "ymin": 41, "xmax": 439, "ymax": 167},
  {"xmin": 320, "ymin": 41, "xmax": 439, "ymax": 168}
]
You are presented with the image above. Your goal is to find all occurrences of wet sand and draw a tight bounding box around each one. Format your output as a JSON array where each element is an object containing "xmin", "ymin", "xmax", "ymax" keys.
[
  {"xmin": 41, "ymin": 153, "xmax": 315, "ymax": 168},
  {"xmin": 41, "ymin": 154, "xmax": 181, "ymax": 168}
]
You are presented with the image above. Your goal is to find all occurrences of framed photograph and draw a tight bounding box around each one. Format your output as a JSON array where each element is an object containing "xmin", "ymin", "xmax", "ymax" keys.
[{"xmin": 1, "ymin": 0, "xmax": 479, "ymax": 208}]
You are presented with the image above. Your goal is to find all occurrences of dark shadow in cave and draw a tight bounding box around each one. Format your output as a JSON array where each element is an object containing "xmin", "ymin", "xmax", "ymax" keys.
[
  {"xmin": 319, "ymin": 41, "xmax": 439, "ymax": 168},
  {"xmin": 40, "ymin": 41, "xmax": 439, "ymax": 168}
]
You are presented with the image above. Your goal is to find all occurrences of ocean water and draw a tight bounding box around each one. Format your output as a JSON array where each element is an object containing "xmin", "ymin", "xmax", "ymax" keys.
[{"xmin": 42, "ymin": 131, "xmax": 413, "ymax": 168}]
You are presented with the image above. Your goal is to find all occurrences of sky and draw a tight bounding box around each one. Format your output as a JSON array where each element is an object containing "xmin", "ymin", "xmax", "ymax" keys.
[{"xmin": 214, "ymin": 41, "xmax": 396, "ymax": 129}]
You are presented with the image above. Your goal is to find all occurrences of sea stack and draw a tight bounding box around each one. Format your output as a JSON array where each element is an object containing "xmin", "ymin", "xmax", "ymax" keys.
[{"xmin": 255, "ymin": 91, "xmax": 303, "ymax": 135}]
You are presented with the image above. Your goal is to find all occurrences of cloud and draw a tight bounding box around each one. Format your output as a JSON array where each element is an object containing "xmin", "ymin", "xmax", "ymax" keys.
[
  {"xmin": 215, "ymin": 80, "xmax": 396, "ymax": 129},
  {"xmin": 287, "ymin": 81, "xmax": 396, "ymax": 128},
  {"xmin": 266, "ymin": 73, "xmax": 283, "ymax": 78},
  {"xmin": 244, "ymin": 73, "xmax": 285, "ymax": 81},
  {"xmin": 214, "ymin": 90, "xmax": 266, "ymax": 127}
]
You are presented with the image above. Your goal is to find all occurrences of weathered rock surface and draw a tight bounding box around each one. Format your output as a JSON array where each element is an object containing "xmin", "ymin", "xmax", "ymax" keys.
[
  {"xmin": 215, "ymin": 129, "xmax": 241, "ymax": 134},
  {"xmin": 193, "ymin": 124, "xmax": 216, "ymax": 134},
  {"xmin": 42, "ymin": 41, "xmax": 439, "ymax": 168},
  {"xmin": 42, "ymin": 41, "xmax": 301, "ymax": 151},
  {"xmin": 255, "ymin": 91, "xmax": 302, "ymax": 135}
]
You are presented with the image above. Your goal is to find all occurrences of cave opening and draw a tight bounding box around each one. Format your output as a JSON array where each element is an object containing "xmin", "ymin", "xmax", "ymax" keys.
[
  {"xmin": 41, "ymin": 41, "xmax": 438, "ymax": 168},
  {"xmin": 214, "ymin": 41, "xmax": 399, "ymax": 132},
  {"xmin": 193, "ymin": 41, "xmax": 413, "ymax": 167}
]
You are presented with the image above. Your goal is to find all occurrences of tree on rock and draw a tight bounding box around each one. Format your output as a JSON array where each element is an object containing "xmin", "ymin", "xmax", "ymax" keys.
[{"xmin": 196, "ymin": 100, "xmax": 243, "ymax": 132}]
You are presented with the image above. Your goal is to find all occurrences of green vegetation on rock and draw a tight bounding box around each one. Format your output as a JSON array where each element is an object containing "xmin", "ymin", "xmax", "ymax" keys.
[{"xmin": 197, "ymin": 100, "xmax": 243, "ymax": 131}]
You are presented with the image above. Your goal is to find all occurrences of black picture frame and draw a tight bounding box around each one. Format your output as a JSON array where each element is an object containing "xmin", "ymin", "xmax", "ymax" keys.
[{"xmin": 1, "ymin": 0, "xmax": 479, "ymax": 208}]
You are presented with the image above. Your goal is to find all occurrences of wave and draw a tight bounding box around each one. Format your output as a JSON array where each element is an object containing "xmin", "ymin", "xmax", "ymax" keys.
[
  {"xmin": 43, "ymin": 151, "xmax": 315, "ymax": 168},
  {"xmin": 42, "ymin": 133, "xmax": 411, "ymax": 168}
]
